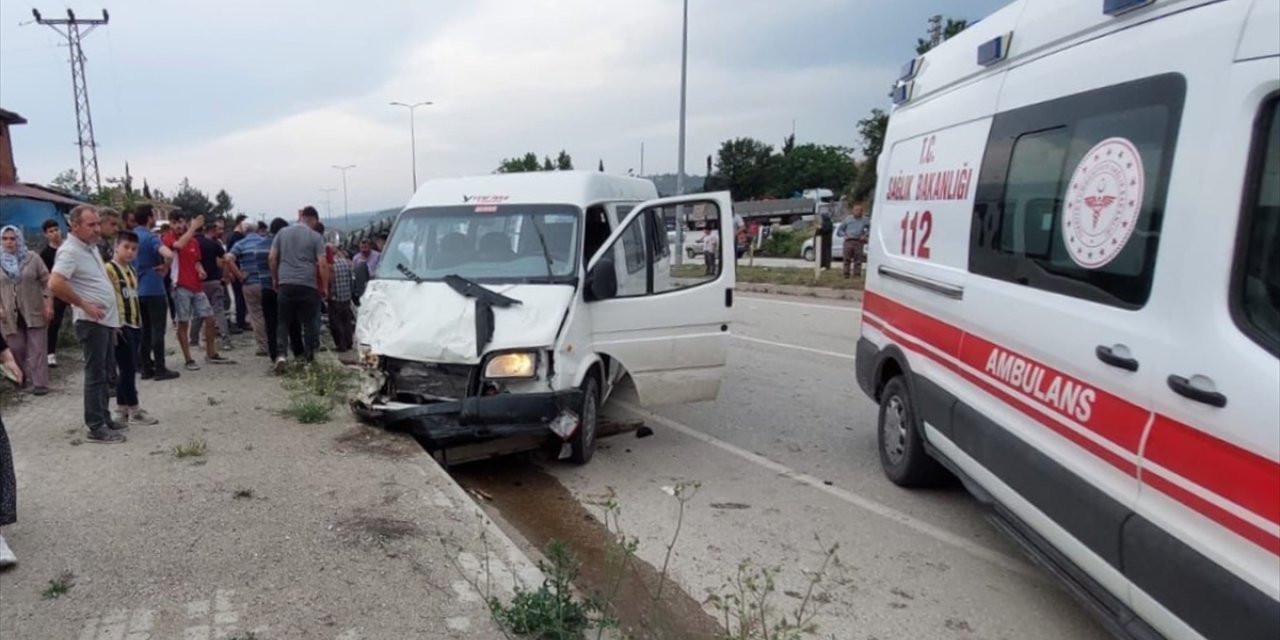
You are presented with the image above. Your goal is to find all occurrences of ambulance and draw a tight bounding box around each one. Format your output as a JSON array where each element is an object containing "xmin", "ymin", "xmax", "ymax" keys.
[
  {"xmin": 854, "ymin": 1, "xmax": 1280, "ymax": 638},
  {"xmin": 353, "ymin": 171, "xmax": 736, "ymax": 465}
]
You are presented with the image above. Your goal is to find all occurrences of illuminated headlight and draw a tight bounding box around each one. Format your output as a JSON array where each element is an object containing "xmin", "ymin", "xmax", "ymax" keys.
[{"xmin": 484, "ymin": 351, "xmax": 538, "ymax": 379}]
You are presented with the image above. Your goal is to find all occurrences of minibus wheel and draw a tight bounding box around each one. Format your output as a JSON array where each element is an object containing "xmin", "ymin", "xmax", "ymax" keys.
[{"xmin": 570, "ymin": 375, "xmax": 600, "ymax": 464}]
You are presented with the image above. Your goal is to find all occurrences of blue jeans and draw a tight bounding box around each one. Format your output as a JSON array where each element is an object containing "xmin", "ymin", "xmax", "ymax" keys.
[
  {"xmin": 75, "ymin": 321, "xmax": 114, "ymax": 431},
  {"xmin": 115, "ymin": 326, "xmax": 140, "ymax": 407}
]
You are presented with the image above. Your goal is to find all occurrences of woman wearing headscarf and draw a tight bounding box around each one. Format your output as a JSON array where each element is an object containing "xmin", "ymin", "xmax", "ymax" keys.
[
  {"xmin": 0, "ymin": 225, "xmax": 54, "ymax": 395},
  {"xmin": 0, "ymin": 330, "xmax": 22, "ymax": 568}
]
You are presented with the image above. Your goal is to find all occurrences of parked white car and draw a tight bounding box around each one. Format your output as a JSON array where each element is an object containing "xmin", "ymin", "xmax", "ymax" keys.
[{"xmin": 800, "ymin": 224, "xmax": 847, "ymax": 261}]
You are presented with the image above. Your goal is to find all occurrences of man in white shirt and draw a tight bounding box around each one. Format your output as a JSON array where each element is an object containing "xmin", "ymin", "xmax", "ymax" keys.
[
  {"xmin": 48, "ymin": 205, "xmax": 126, "ymax": 444},
  {"xmin": 703, "ymin": 225, "xmax": 720, "ymax": 276}
]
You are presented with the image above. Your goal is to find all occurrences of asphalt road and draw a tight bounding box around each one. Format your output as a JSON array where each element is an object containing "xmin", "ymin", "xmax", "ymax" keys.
[{"xmin": 542, "ymin": 293, "xmax": 1110, "ymax": 639}]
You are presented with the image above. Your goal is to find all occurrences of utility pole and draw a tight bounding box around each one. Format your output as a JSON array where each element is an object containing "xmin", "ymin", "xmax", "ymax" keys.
[
  {"xmin": 640, "ymin": 142, "xmax": 645, "ymax": 178},
  {"xmin": 389, "ymin": 101, "xmax": 432, "ymax": 193},
  {"xmin": 31, "ymin": 9, "xmax": 109, "ymax": 195},
  {"xmin": 332, "ymin": 165, "xmax": 356, "ymax": 232},
  {"xmin": 674, "ymin": 0, "xmax": 690, "ymax": 267},
  {"xmin": 318, "ymin": 188, "xmax": 337, "ymax": 221},
  {"xmin": 928, "ymin": 15, "xmax": 943, "ymax": 48}
]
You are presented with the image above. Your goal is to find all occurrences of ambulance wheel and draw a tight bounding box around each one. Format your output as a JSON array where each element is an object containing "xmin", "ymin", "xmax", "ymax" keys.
[
  {"xmin": 570, "ymin": 375, "xmax": 600, "ymax": 465},
  {"xmin": 878, "ymin": 376, "xmax": 946, "ymax": 487}
]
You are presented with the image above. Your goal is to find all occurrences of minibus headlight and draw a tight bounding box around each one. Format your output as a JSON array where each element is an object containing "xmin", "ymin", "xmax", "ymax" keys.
[{"xmin": 484, "ymin": 352, "xmax": 538, "ymax": 379}]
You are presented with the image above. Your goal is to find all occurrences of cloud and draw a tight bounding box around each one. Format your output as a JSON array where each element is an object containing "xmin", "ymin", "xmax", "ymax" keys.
[{"xmin": 3, "ymin": 0, "xmax": 1007, "ymax": 215}]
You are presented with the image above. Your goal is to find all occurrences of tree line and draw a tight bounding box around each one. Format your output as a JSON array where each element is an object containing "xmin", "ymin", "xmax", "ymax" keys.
[{"xmin": 51, "ymin": 167, "xmax": 240, "ymax": 225}]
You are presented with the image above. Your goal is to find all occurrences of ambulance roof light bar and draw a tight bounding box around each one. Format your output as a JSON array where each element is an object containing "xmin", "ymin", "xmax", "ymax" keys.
[
  {"xmin": 977, "ymin": 32, "xmax": 1013, "ymax": 67},
  {"xmin": 1104, "ymin": 0, "xmax": 1155, "ymax": 16},
  {"xmin": 891, "ymin": 81, "xmax": 914, "ymax": 106}
]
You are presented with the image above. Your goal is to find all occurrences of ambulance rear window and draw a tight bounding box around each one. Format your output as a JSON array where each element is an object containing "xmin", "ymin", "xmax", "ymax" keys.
[
  {"xmin": 969, "ymin": 74, "xmax": 1185, "ymax": 309},
  {"xmin": 1233, "ymin": 97, "xmax": 1280, "ymax": 356}
]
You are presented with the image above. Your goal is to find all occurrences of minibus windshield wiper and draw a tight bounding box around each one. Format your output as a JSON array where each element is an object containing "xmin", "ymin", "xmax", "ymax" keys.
[
  {"xmin": 396, "ymin": 263, "xmax": 424, "ymax": 284},
  {"xmin": 528, "ymin": 217, "xmax": 556, "ymax": 281}
]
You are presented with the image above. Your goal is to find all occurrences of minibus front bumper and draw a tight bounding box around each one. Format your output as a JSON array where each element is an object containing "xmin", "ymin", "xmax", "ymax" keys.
[{"xmin": 354, "ymin": 389, "xmax": 585, "ymax": 449}]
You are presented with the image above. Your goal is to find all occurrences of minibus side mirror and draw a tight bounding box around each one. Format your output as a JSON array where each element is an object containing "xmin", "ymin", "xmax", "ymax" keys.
[{"xmin": 585, "ymin": 257, "xmax": 618, "ymax": 302}]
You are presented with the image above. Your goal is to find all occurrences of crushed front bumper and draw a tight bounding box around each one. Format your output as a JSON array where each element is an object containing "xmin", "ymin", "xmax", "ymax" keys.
[{"xmin": 355, "ymin": 389, "xmax": 585, "ymax": 449}]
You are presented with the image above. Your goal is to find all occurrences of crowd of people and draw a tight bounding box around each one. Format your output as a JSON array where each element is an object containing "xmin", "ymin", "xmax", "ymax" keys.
[{"xmin": 0, "ymin": 202, "xmax": 374, "ymax": 569}]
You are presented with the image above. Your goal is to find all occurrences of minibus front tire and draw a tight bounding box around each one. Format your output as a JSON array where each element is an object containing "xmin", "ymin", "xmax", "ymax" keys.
[{"xmin": 570, "ymin": 375, "xmax": 600, "ymax": 464}]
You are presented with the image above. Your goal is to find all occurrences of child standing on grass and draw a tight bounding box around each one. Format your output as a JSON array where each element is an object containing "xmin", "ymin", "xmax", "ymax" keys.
[{"xmin": 105, "ymin": 232, "xmax": 158, "ymax": 426}]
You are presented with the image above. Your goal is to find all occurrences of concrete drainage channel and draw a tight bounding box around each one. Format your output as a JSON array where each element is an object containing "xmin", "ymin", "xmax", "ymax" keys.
[{"xmin": 407, "ymin": 419, "xmax": 723, "ymax": 639}]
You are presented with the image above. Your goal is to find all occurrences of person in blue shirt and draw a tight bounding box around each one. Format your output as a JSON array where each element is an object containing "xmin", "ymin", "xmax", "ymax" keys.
[
  {"xmin": 129, "ymin": 206, "xmax": 179, "ymax": 380},
  {"xmin": 228, "ymin": 218, "xmax": 285, "ymax": 360}
]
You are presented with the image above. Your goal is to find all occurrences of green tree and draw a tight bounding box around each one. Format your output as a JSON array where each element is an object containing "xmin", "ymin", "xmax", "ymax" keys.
[
  {"xmin": 555, "ymin": 150, "xmax": 573, "ymax": 171},
  {"xmin": 772, "ymin": 144, "xmax": 856, "ymax": 199},
  {"xmin": 496, "ymin": 152, "xmax": 542, "ymax": 173},
  {"xmin": 542, "ymin": 156, "xmax": 555, "ymax": 171},
  {"xmin": 916, "ymin": 18, "xmax": 969, "ymax": 54},
  {"xmin": 171, "ymin": 178, "xmax": 214, "ymax": 216},
  {"xmin": 142, "ymin": 180, "xmax": 152, "ymax": 201},
  {"xmin": 598, "ymin": 158, "xmax": 604, "ymax": 172},
  {"xmin": 706, "ymin": 137, "xmax": 777, "ymax": 200},
  {"xmin": 50, "ymin": 169, "xmax": 81, "ymax": 193},
  {"xmin": 212, "ymin": 189, "xmax": 234, "ymax": 218},
  {"xmin": 850, "ymin": 109, "xmax": 889, "ymax": 202}
]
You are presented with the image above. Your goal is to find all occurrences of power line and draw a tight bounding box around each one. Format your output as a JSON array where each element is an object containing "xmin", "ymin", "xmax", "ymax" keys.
[{"xmin": 30, "ymin": 8, "xmax": 110, "ymax": 195}]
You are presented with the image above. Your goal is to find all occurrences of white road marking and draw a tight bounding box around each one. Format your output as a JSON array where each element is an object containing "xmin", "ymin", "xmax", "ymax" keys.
[
  {"xmin": 614, "ymin": 400, "xmax": 1044, "ymax": 581},
  {"xmin": 733, "ymin": 334, "xmax": 857, "ymax": 361},
  {"xmin": 738, "ymin": 295, "xmax": 860, "ymax": 312}
]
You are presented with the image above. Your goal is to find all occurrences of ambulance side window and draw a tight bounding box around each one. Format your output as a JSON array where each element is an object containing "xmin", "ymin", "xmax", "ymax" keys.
[
  {"xmin": 970, "ymin": 74, "xmax": 1186, "ymax": 308},
  {"xmin": 1232, "ymin": 97, "xmax": 1280, "ymax": 356}
]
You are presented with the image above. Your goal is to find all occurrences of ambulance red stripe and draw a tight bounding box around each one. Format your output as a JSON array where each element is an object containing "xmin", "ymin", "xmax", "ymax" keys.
[
  {"xmin": 1144, "ymin": 415, "xmax": 1280, "ymax": 526},
  {"xmin": 861, "ymin": 291, "xmax": 1280, "ymax": 553},
  {"xmin": 862, "ymin": 314, "xmax": 1139, "ymax": 476}
]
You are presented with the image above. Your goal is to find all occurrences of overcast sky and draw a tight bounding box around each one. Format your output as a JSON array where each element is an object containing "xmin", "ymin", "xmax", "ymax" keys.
[{"xmin": 0, "ymin": 1, "xmax": 1006, "ymax": 217}]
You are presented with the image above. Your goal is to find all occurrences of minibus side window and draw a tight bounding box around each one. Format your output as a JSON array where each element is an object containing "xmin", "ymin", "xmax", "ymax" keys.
[
  {"xmin": 1232, "ymin": 98, "xmax": 1280, "ymax": 356},
  {"xmin": 969, "ymin": 73, "xmax": 1186, "ymax": 309}
]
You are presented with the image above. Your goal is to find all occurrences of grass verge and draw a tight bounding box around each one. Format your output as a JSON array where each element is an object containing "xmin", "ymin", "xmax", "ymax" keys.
[{"xmin": 673, "ymin": 264, "xmax": 863, "ymax": 290}]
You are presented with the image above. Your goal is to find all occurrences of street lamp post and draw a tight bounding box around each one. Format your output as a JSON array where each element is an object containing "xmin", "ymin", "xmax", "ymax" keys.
[
  {"xmin": 332, "ymin": 165, "xmax": 356, "ymax": 232},
  {"xmin": 674, "ymin": 0, "xmax": 690, "ymax": 267},
  {"xmin": 389, "ymin": 100, "xmax": 433, "ymax": 192}
]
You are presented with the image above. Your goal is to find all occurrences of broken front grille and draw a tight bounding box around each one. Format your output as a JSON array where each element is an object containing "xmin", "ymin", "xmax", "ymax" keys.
[{"xmin": 384, "ymin": 358, "xmax": 476, "ymax": 401}]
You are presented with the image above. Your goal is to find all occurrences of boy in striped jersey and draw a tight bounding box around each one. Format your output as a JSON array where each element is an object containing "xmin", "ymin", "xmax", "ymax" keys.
[{"xmin": 105, "ymin": 231, "xmax": 159, "ymax": 426}]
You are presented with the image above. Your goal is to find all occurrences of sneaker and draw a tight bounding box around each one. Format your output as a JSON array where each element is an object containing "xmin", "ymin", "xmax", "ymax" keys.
[
  {"xmin": 107, "ymin": 419, "xmax": 129, "ymax": 432},
  {"xmin": 206, "ymin": 354, "xmax": 236, "ymax": 365},
  {"xmin": 185, "ymin": 360, "xmax": 201, "ymax": 371},
  {"xmin": 129, "ymin": 410, "xmax": 159, "ymax": 426},
  {"xmin": 47, "ymin": 353, "xmax": 58, "ymax": 368},
  {"xmin": 113, "ymin": 411, "xmax": 131, "ymax": 427},
  {"xmin": 153, "ymin": 369, "xmax": 180, "ymax": 381},
  {"xmin": 0, "ymin": 534, "xmax": 16, "ymax": 570},
  {"xmin": 31, "ymin": 387, "xmax": 49, "ymax": 396},
  {"xmin": 140, "ymin": 370, "xmax": 155, "ymax": 380},
  {"xmin": 273, "ymin": 357, "xmax": 287, "ymax": 373},
  {"xmin": 86, "ymin": 428, "xmax": 126, "ymax": 444}
]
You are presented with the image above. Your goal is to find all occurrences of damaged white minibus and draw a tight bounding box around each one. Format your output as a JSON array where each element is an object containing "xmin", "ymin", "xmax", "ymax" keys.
[{"xmin": 353, "ymin": 171, "xmax": 736, "ymax": 464}]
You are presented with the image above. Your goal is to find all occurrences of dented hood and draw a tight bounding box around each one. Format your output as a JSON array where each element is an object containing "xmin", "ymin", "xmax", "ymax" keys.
[{"xmin": 356, "ymin": 279, "xmax": 575, "ymax": 364}]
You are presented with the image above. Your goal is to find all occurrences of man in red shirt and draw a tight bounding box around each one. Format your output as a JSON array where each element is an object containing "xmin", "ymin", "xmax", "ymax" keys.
[{"xmin": 163, "ymin": 213, "xmax": 232, "ymax": 370}]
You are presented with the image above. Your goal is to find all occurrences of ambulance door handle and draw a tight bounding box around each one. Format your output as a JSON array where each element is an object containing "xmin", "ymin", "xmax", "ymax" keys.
[
  {"xmin": 1095, "ymin": 344, "xmax": 1138, "ymax": 372},
  {"xmin": 1167, "ymin": 375, "xmax": 1228, "ymax": 408}
]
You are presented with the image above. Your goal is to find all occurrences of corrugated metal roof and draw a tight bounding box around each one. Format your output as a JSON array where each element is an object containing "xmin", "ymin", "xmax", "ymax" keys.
[
  {"xmin": 0, "ymin": 183, "xmax": 85, "ymax": 206},
  {"xmin": 0, "ymin": 108, "xmax": 28, "ymax": 125}
]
